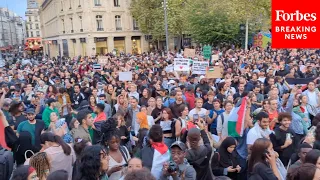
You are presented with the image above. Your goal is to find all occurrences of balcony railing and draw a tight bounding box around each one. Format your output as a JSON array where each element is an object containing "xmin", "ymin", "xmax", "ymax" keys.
[
  {"xmin": 80, "ymin": 29, "xmax": 83, "ymax": 32},
  {"xmin": 116, "ymin": 27, "xmax": 122, "ymax": 31},
  {"xmin": 63, "ymin": 31, "xmax": 65, "ymax": 34},
  {"xmin": 133, "ymin": 27, "xmax": 139, "ymax": 30},
  {"xmin": 95, "ymin": 4, "xmax": 101, "ymax": 6},
  {"xmin": 97, "ymin": 28, "xmax": 104, "ymax": 31},
  {"xmin": 71, "ymin": 30, "xmax": 74, "ymax": 33}
]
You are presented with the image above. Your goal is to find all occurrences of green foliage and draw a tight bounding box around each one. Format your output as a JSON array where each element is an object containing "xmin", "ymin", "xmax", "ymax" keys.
[{"xmin": 129, "ymin": 0, "xmax": 271, "ymax": 45}]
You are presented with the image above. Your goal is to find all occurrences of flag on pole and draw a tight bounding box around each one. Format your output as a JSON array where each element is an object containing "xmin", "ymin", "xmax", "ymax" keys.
[{"xmin": 228, "ymin": 97, "xmax": 248, "ymax": 137}]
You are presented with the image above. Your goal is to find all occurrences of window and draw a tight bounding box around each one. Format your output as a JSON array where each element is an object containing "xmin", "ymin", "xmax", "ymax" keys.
[
  {"xmin": 35, "ymin": 16, "xmax": 38, "ymax": 21},
  {"xmin": 115, "ymin": 15, "xmax": 122, "ymax": 30},
  {"xmin": 133, "ymin": 19, "xmax": 139, "ymax": 30},
  {"xmin": 96, "ymin": 15, "xmax": 103, "ymax": 31},
  {"xmin": 69, "ymin": 0, "xmax": 72, "ymax": 9},
  {"xmin": 31, "ymin": 32, "xmax": 34, "ymax": 37},
  {"xmin": 62, "ymin": 19, "xmax": 65, "ymax": 33},
  {"xmin": 61, "ymin": 1, "xmax": 63, "ymax": 11},
  {"xmin": 36, "ymin": 31, "xmax": 40, "ymax": 37},
  {"xmin": 30, "ymin": 24, "xmax": 33, "ymax": 29},
  {"xmin": 70, "ymin": 18, "xmax": 74, "ymax": 32},
  {"xmin": 29, "ymin": 17, "xmax": 32, "ymax": 22},
  {"xmin": 114, "ymin": 0, "xmax": 120, "ymax": 7},
  {"xmin": 94, "ymin": 0, "xmax": 101, "ymax": 6},
  {"xmin": 26, "ymin": 32, "xmax": 29, "ymax": 38},
  {"xmin": 78, "ymin": 0, "xmax": 81, "ymax": 7},
  {"xmin": 79, "ymin": 16, "xmax": 83, "ymax": 31},
  {"xmin": 35, "ymin": 24, "xmax": 39, "ymax": 29}
]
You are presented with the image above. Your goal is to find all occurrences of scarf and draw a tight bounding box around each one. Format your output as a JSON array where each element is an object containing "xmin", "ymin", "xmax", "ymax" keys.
[
  {"xmin": 253, "ymin": 122, "xmax": 272, "ymax": 139},
  {"xmin": 151, "ymin": 142, "xmax": 168, "ymax": 155}
]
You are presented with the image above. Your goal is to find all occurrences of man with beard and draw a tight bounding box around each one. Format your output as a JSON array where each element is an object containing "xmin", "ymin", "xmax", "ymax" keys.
[{"xmin": 17, "ymin": 108, "xmax": 45, "ymax": 151}]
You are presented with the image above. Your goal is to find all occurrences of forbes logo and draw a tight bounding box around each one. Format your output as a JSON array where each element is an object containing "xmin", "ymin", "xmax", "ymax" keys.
[{"xmin": 275, "ymin": 10, "xmax": 317, "ymax": 21}]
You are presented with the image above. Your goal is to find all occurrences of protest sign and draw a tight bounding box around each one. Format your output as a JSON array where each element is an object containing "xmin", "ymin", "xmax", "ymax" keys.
[
  {"xmin": 184, "ymin": 48, "xmax": 196, "ymax": 58},
  {"xmin": 206, "ymin": 66, "xmax": 222, "ymax": 78},
  {"xmin": 165, "ymin": 64, "xmax": 174, "ymax": 72},
  {"xmin": 174, "ymin": 58, "xmax": 190, "ymax": 71},
  {"xmin": 203, "ymin": 45, "xmax": 212, "ymax": 60},
  {"xmin": 212, "ymin": 55, "xmax": 219, "ymax": 61},
  {"xmin": 98, "ymin": 56, "xmax": 109, "ymax": 65},
  {"xmin": 119, "ymin": 72, "xmax": 133, "ymax": 81},
  {"xmin": 192, "ymin": 61, "xmax": 209, "ymax": 74}
]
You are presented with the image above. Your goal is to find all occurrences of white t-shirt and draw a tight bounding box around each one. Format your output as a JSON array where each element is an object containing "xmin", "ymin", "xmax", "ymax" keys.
[
  {"xmin": 247, "ymin": 127, "xmax": 262, "ymax": 145},
  {"xmin": 188, "ymin": 108, "xmax": 207, "ymax": 119}
]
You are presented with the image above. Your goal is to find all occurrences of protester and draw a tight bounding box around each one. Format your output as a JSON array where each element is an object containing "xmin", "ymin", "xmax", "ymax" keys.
[
  {"xmin": 124, "ymin": 168, "xmax": 156, "ymax": 180},
  {"xmin": 248, "ymin": 138, "xmax": 281, "ymax": 180},
  {"xmin": 11, "ymin": 165, "xmax": 38, "ymax": 180},
  {"xmin": 212, "ymin": 137, "xmax": 241, "ymax": 179},
  {"xmin": 288, "ymin": 143, "xmax": 312, "ymax": 171},
  {"xmin": 47, "ymin": 170, "xmax": 69, "ymax": 180},
  {"xmin": 305, "ymin": 149, "xmax": 320, "ymax": 168},
  {"xmin": 29, "ymin": 152, "xmax": 51, "ymax": 180},
  {"xmin": 40, "ymin": 132, "xmax": 75, "ymax": 180},
  {"xmin": 287, "ymin": 163, "xmax": 320, "ymax": 180},
  {"xmin": 160, "ymin": 141, "xmax": 196, "ymax": 180},
  {"xmin": 77, "ymin": 145, "xmax": 110, "ymax": 180}
]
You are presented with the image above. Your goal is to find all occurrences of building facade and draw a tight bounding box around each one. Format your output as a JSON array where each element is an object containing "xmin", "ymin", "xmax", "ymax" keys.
[
  {"xmin": 0, "ymin": 8, "xmax": 26, "ymax": 48},
  {"xmin": 25, "ymin": 0, "xmax": 43, "ymax": 38},
  {"xmin": 40, "ymin": 0, "xmax": 149, "ymax": 58}
]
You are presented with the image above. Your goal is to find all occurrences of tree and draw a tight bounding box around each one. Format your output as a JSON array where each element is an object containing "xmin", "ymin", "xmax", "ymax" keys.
[
  {"xmin": 183, "ymin": 0, "xmax": 271, "ymax": 45},
  {"xmin": 130, "ymin": 0, "xmax": 188, "ymax": 49}
]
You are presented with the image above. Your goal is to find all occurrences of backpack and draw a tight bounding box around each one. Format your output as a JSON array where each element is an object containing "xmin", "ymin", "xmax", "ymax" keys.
[
  {"xmin": 0, "ymin": 147, "xmax": 14, "ymax": 180},
  {"xmin": 171, "ymin": 118, "xmax": 182, "ymax": 140},
  {"xmin": 119, "ymin": 146, "xmax": 129, "ymax": 164},
  {"xmin": 219, "ymin": 113, "xmax": 225, "ymax": 125}
]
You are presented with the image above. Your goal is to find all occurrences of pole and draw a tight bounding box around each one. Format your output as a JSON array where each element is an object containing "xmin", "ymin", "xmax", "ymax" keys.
[
  {"xmin": 163, "ymin": 0, "xmax": 169, "ymax": 53},
  {"xmin": 245, "ymin": 18, "xmax": 248, "ymax": 51}
]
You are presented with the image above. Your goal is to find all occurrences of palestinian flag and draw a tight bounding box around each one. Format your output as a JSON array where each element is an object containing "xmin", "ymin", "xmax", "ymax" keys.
[{"xmin": 228, "ymin": 97, "xmax": 248, "ymax": 137}]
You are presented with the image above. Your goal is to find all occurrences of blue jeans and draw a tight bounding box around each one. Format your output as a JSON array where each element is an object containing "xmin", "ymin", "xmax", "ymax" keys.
[{"xmin": 164, "ymin": 137, "xmax": 175, "ymax": 148}]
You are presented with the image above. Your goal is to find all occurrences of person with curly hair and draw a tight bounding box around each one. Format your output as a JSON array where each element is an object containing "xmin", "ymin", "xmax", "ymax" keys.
[
  {"xmin": 29, "ymin": 152, "xmax": 51, "ymax": 180},
  {"xmin": 100, "ymin": 118, "xmax": 131, "ymax": 180},
  {"xmin": 77, "ymin": 145, "xmax": 110, "ymax": 180}
]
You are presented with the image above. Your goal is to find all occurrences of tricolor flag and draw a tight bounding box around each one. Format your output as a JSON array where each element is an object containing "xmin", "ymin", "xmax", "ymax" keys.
[
  {"xmin": 151, "ymin": 142, "xmax": 170, "ymax": 179},
  {"xmin": 228, "ymin": 97, "xmax": 248, "ymax": 137}
]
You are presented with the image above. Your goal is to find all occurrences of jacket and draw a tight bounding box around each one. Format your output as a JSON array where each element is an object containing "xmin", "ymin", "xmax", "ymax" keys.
[
  {"xmin": 58, "ymin": 93, "xmax": 72, "ymax": 115},
  {"xmin": 185, "ymin": 92, "xmax": 195, "ymax": 110},
  {"xmin": 159, "ymin": 159, "xmax": 197, "ymax": 180},
  {"xmin": 185, "ymin": 130, "xmax": 213, "ymax": 180}
]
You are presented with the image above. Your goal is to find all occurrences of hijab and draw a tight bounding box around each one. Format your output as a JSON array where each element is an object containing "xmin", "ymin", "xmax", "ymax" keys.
[{"xmin": 218, "ymin": 137, "xmax": 238, "ymax": 168}]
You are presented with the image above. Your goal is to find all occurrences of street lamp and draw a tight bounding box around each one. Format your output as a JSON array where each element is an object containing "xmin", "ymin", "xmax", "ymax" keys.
[{"xmin": 162, "ymin": 0, "xmax": 169, "ymax": 53}]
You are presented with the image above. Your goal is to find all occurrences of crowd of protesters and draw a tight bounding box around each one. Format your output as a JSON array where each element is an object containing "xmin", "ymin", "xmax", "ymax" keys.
[{"xmin": 0, "ymin": 46, "xmax": 320, "ymax": 180}]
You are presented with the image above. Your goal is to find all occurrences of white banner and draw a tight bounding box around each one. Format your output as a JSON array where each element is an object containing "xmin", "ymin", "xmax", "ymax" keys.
[
  {"xmin": 174, "ymin": 58, "xmax": 190, "ymax": 71},
  {"xmin": 192, "ymin": 61, "xmax": 209, "ymax": 74}
]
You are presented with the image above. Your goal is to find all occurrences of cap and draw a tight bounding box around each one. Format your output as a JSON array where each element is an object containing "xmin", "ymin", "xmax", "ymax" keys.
[
  {"xmin": 25, "ymin": 108, "xmax": 35, "ymax": 114},
  {"xmin": 46, "ymin": 98, "xmax": 57, "ymax": 105},
  {"xmin": 167, "ymin": 79, "xmax": 176, "ymax": 85},
  {"xmin": 170, "ymin": 141, "xmax": 187, "ymax": 151},
  {"xmin": 199, "ymin": 75, "xmax": 205, "ymax": 81}
]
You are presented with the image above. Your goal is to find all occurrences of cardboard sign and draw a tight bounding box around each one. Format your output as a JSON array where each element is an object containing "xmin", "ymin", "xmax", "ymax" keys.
[
  {"xmin": 184, "ymin": 48, "xmax": 196, "ymax": 58},
  {"xmin": 174, "ymin": 58, "xmax": 190, "ymax": 71},
  {"xmin": 206, "ymin": 66, "xmax": 222, "ymax": 78},
  {"xmin": 119, "ymin": 72, "xmax": 133, "ymax": 81},
  {"xmin": 98, "ymin": 56, "xmax": 109, "ymax": 65},
  {"xmin": 192, "ymin": 61, "xmax": 209, "ymax": 75}
]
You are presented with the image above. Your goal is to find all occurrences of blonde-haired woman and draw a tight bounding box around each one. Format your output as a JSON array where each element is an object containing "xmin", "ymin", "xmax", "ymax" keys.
[{"xmin": 116, "ymin": 114, "xmax": 130, "ymax": 146}]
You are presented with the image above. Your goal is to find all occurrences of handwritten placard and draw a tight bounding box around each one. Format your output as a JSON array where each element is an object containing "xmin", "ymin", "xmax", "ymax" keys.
[
  {"xmin": 119, "ymin": 72, "xmax": 133, "ymax": 81},
  {"xmin": 192, "ymin": 61, "xmax": 209, "ymax": 75},
  {"xmin": 174, "ymin": 58, "xmax": 190, "ymax": 71}
]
